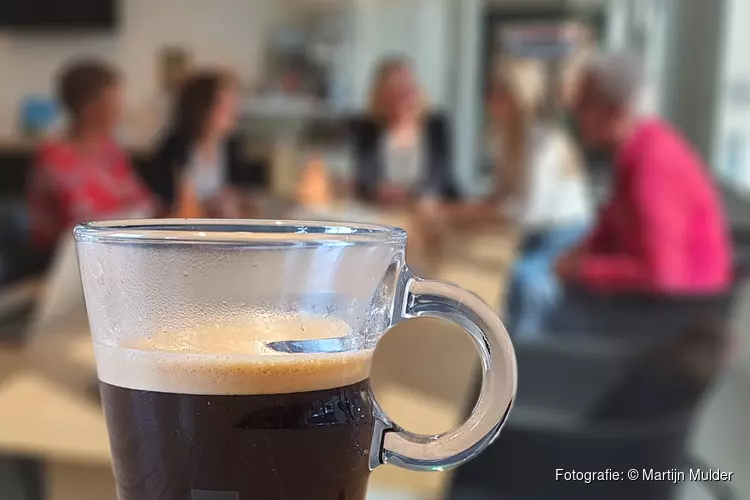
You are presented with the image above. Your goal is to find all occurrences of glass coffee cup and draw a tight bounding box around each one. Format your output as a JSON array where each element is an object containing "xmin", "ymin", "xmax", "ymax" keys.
[{"xmin": 75, "ymin": 219, "xmax": 517, "ymax": 500}]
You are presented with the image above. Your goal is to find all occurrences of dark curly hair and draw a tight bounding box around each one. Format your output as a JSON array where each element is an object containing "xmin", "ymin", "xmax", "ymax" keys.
[
  {"xmin": 172, "ymin": 70, "xmax": 235, "ymax": 142},
  {"xmin": 57, "ymin": 58, "xmax": 119, "ymax": 118}
]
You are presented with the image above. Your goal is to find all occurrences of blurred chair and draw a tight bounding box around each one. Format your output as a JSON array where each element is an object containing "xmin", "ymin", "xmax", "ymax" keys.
[
  {"xmin": 506, "ymin": 335, "xmax": 643, "ymax": 423},
  {"xmin": 731, "ymin": 226, "xmax": 750, "ymax": 276},
  {"xmin": 0, "ymin": 198, "xmax": 34, "ymax": 285},
  {"xmin": 0, "ymin": 457, "xmax": 44, "ymax": 500},
  {"xmin": 27, "ymin": 235, "xmax": 85, "ymax": 337},
  {"xmin": 449, "ymin": 279, "xmax": 743, "ymax": 500},
  {"xmin": 0, "ymin": 198, "xmax": 47, "ymax": 344}
]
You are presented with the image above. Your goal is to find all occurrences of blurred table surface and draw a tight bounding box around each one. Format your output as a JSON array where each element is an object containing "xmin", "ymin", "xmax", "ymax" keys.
[{"xmin": 0, "ymin": 201, "xmax": 518, "ymax": 500}]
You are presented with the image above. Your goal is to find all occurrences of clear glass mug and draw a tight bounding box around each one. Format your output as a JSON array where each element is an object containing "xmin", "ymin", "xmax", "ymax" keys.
[{"xmin": 75, "ymin": 220, "xmax": 517, "ymax": 500}]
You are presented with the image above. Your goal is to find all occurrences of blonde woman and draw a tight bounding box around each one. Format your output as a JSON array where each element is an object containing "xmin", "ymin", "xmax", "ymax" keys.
[
  {"xmin": 491, "ymin": 59, "xmax": 592, "ymax": 338},
  {"xmin": 351, "ymin": 57, "xmax": 457, "ymax": 205}
]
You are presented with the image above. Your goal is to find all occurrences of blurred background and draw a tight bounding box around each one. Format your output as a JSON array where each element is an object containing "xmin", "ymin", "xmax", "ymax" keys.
[{"xmin": 1, "ymin": 0, "xmax": 749, "ymax": 499}]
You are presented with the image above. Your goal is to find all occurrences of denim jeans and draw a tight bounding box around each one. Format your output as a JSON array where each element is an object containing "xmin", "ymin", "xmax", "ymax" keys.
[{"xmin": 504, "ymin": 222, "xmax": 589, "ymax": 339}]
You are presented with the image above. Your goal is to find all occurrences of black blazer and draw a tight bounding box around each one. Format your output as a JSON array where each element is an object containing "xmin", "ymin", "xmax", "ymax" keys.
[
  {"xmin": 143, "ymin": 131, "xmax": 267, "ymax": 206},
  {"xmin": 350, "ymin": 113, "xmax": 458, "ymax": 201}
]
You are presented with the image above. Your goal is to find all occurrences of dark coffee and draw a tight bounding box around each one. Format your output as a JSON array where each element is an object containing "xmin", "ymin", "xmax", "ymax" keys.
[
  {"xmin": 100, "ymin": 380, "xmax": 373, "ymax": 500},
  {"xmin": 95, "ymin": 325, "xmax": 375, "ymax": 500}
]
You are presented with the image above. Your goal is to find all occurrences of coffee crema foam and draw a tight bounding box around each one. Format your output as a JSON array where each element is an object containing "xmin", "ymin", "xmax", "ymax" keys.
[{"xmin": 94, "ymin": 318, "xmax": 372, "ymax": 395}]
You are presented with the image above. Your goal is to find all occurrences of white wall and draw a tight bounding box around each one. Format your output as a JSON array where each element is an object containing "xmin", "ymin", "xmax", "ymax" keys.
[
  {"xmin": 348, "ymin": 0, "xmax": 450, "ymax": 111},
  {"xmin": 0, "ymin": 0, "xmax": 284, "ymax": 136},
  {"xmin": 450, "ymin": 0, "xmax": 484, "ymax": 196},
  {"xmin": 715, "ymin": 0, "xmax": 750, "ymax": 378},
  {"xmin": 714, "ymin": 0, "xmax": 750, "ymax": 193},
  {"xmin": 658, "ymin": 0, "xmax": 725, "ymax": 164}
]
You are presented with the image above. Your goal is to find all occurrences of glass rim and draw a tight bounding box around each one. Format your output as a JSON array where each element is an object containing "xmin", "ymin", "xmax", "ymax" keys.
[{"xmin": 74, "ymin": 219, "xmax": 408, "ymax": 246}]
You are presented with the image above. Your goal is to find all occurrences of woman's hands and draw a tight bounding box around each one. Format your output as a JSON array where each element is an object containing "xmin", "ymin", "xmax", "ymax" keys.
[
  {"xmin": 206, "ymin": 188, "xmax": 244, "ymax": 218},
  {"xmin": 376, "ymin": 185, "xmax": 410, "ymax": 205},
  {"xmin": 173, "ymin": 174, "xmax": 249, "ymax": 219},
  {"xmin": 555, "ymin": 246, "xmax": 584, "ymax": 281},
  {"xmin": 173, "ymin": 175, "xmax": 205, "ymax": 218}
]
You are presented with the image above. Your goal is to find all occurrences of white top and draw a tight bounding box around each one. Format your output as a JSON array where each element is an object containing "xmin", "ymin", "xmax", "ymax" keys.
[
  {"xmin": 502, "ymin": 125, "xmax": 592, "ymax": 230},
  {"xmin": 382, "ymin": 131, "xmax": 425, "ymax": 190},
  {"xmin": 186, "ymin": 147, "xmax": 227, "ymax": 201}
]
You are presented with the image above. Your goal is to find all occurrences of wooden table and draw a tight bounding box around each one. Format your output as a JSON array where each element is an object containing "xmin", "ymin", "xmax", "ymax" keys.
[
  {"xmin": 0, "ymin": 313, "xmax": 112, "ymax": 500},
  {"xmin": 0, "ymin": 215, "xmax": 516, "ymax": 500}
]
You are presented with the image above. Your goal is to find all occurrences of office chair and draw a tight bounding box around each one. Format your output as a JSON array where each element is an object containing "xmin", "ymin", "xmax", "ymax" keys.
[{"xmin": 449, "ymin": 282, "xmax": 742, "ymax": 500}]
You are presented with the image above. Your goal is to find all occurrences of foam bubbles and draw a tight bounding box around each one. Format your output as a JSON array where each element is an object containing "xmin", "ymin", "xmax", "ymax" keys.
[{"xmin": 94, "ymin": 317, "xmax": 372, "ymax": 395}]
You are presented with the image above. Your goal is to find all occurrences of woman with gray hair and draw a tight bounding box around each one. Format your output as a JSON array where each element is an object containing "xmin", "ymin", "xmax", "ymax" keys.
[{"xmin": 552, "ymin": 52, "xmax": 730, "ymax": 336}]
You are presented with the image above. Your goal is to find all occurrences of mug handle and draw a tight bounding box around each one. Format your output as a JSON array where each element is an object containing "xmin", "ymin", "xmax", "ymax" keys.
[{"xmin": 370, "ymin": 273, "xmax": 517, "ymax": 471}]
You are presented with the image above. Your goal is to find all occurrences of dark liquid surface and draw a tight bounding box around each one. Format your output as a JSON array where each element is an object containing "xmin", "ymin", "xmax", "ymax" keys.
[{"xmin": 100, "ymin": 379, "xmax": 374, "ymax": 500}]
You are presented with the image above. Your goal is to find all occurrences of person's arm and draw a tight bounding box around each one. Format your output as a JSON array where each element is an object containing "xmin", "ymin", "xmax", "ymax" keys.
[
  {"xmin": 555, "ymin": 203, "xmax": 615, "ymax": 267},
  {"xmin": 111, "ymin": 147, "xmax": 159, "ymax": 217},
  {"xmin": 577, "ymin": 155, "xmax": 686, "ymax": 292},
  {"xmin": 349, "ymin": 117, "xmax": 379, "ymax": 202},
  {"xmin": 143, "ymin": 132, "xmax": 185, "ymax": 208},
  {"xmin": 27, "ymin": 152, "xmax": 63, "ymax": 249},
  {"xmin": 424, "ymin": 114, "xmax": 458, "ymax": 200},
  {"xmin": 172, "ymin": 172, "xmax": 205, "ymax": 219},
  {"xmin": 583, "ymin": 214, "xmax": 612, "ymax": 251}
]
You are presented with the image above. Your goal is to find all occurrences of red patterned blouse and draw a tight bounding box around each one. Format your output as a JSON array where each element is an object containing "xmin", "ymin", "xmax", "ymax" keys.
[{"xmin": 27, "ymin": 138, "xmax": 156, "ymax": 248}]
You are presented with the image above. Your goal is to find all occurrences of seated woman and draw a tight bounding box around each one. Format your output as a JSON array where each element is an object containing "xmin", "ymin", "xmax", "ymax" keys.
[
  {"xmin": 552, "ymin": 53, "xmax": 732, "ymax": 339},
  {"xmin": 28, "ymin": 59, "xmax": 156, "ymax": 251},
  {"xmin": 350, "ymin": 57, "xmax": 457, "ymax": 204},
  {"xmin": 145, "ymin": 70, "xmax": 253, "ymax": 218},
  {"xmin": 489, "ymin": 59, "xmax": 593, "ymax": 339}
]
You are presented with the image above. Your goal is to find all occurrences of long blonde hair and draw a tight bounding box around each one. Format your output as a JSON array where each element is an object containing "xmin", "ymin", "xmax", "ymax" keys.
[
  {"xmin": 491, "ymin": 58, "xmax": 582, "ymax": 201},
  {"xmin": 368, "ymin": 57, "xmax": 427, "ymax": 123},
  {"xmin": 490, "ymin": 58, "xmax": 547, "ymax": 200}
]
